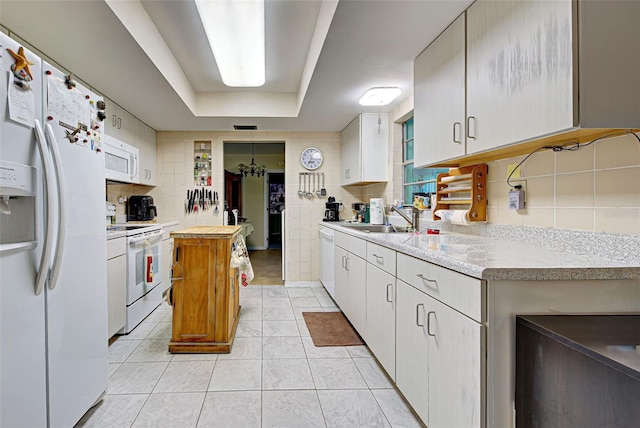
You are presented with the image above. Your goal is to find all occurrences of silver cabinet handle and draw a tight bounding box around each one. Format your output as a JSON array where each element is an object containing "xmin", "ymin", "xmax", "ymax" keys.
[
  {"xmin": 372, "ymin": 253, "xmax": 384, "ymax": 263},
  {"xmin": 386, "ymin": 284, "xmax": 393, "ymax": 303},
  {"xmin": 416, "ymin": 303, "xmax": 424, "ymax": 327},
  {"xmin": 341, "ymin": 255, "xmax": 346, "ymax": 269},
  {"xmin": 345, "ymin": 256, "xmax": 350, "ymax": 271},
  {"xmin": 466, "ymin": 116, "xmax": 476, "ymax": 139},
  {"xmin": 417, "ymin": 273, "xmax": 437, "ymax": 284},
  {"xmin": 117, "ymin": 117, "xmax": 122, "ymax": 129},
  {"xmin": 427, "ymin": 311, "xmax": 436, "ymax": 337},
  {"xmin": 453, "ymin": 122, "xmax": 462, "ymax": 144},
  {"xmin": 112, "ymin": 114, "xmax": 117, "ymax": 127}
]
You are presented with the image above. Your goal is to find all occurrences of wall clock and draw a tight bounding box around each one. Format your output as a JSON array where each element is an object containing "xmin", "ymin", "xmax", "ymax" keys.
[{"xmin": 300, "ymin": 147, "xmax": 323, "ymax": 170}]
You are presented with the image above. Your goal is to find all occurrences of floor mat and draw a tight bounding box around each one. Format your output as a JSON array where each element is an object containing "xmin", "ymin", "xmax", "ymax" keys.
[{"xmin": 302, "ymin": 312, "xmax": 364, "ymax": 347}]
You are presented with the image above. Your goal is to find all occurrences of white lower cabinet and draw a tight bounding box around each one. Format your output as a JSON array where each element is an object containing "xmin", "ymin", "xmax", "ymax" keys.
[
  {"xmin": 427, "ymin": 291, "xmax": 484, "ymax": 428},
  {"xmin": 106, "ymin": 237, "xmax": 126, "ymax": 338},
  {"xmin": 396, "ymin": 279, "xmax": 484, "ymax": 428},
  {"xmin": 365, "ymin": 264, "xmax": 395, "ymax": 380},
  {"xmin": 334, "ymin": 245, "xmax": 367, "ymax": 337},
  {"xmin": 332, "ymin": 230, "xmax": 484, "ymax": 427},
  {"xmin": 396, "ymin": 280, "xmax": 431, "ymax": 424}
]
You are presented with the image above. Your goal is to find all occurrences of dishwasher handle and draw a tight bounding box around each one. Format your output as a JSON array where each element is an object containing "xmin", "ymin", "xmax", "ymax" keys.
[{"xmin": 318, "ymin": 230, "xmax": 334, "ymax": 241}]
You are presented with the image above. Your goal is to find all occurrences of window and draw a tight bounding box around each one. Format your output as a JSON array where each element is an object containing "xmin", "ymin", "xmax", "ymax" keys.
[{"xmin": 402, "ymin": 117, "xmax": 448, "ymax": 204}]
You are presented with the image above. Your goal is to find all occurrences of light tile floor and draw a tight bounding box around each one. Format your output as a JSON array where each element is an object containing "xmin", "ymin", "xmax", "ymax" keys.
[{"xmin": 76, "ymin": 284, "xmax": 424, "ymax": 428}]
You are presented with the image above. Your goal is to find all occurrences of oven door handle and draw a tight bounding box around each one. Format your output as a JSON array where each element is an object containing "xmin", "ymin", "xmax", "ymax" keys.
[{"xmin": 128, "ymin": 230, "xmax": 163, "ymax": 245}]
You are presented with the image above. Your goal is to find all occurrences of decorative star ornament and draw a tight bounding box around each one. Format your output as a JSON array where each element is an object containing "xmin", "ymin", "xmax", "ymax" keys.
[{"xmin": 6, "ymin": 46, "xmax": 34, "ymax": 81}]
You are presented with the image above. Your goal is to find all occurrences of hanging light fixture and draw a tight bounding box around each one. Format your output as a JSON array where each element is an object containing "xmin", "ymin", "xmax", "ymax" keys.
[{"xmin": 238, "ymin": 143, "xmax": 267, "ymax": 177}]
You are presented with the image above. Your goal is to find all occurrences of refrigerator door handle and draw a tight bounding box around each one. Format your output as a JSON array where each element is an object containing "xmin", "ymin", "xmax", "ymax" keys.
[
  {"xmin": 34, "ymin": 120, "xmax": 56, "ymax": 296},
  {"xmin": 45, "ymin": 123, "xmax": 67, "ymax": 291}
]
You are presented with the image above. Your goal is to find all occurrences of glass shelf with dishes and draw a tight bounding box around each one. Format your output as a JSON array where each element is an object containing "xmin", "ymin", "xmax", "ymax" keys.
[{"xmin": 194, "ymin": 141, "xmax": 212, "ymax": 186}]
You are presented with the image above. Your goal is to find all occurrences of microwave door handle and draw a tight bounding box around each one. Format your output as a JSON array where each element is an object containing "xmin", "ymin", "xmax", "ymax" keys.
[
  {"xmin": 33, "ymin": 120, "xmax": 56, "ymax": 296},
  {"xmin": 130, "ymin": 154, "xmax": 137, "ymax": 179},
  {"xmin": 44, "ymin": 123, "xmax": 67, "ymax": 291}
]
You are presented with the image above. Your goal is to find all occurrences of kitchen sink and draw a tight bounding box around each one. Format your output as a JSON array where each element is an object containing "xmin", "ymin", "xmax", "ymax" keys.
[{"xmin": 339, "ymin": 223, "xmax": 412, "ymax": 233}]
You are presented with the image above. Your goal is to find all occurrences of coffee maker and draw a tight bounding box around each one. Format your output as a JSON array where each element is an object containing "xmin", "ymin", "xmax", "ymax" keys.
[
  {"xmin": 323, "ymin": 196, "xmax": 340, "ymax": 222},
  {"xmin": 127, "ymin": 195, "xmax": 157, "ymax": 221}
]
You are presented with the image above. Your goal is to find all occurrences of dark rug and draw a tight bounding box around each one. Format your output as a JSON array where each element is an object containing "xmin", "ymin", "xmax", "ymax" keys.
[{"xmin": 302, "ymin": 312, "xmax": 364, "ymax": 347}]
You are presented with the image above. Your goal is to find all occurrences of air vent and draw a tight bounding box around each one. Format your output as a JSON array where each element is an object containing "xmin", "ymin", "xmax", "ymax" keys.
[{"xmin": 233, "ymin": 125, "xmax": 257, "ymax": 130}]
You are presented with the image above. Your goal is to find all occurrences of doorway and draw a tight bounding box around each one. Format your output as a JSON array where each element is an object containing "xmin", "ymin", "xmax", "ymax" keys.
[
  {"xmin": 223, "ymin": 142, "xmax": 285, "ymax": 285},
  {"xmin": 267, "ymin": 172, "xmax": 285, "ymax": 249}
]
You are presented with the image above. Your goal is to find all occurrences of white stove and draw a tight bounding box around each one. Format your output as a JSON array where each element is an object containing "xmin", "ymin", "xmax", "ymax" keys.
[{"xmin": 109, "ymin": 223, "xmax": 163, "ymax": 333}]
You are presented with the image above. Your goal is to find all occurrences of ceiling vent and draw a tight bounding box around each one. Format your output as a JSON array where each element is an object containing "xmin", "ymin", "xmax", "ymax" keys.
[{"xmin": 233, "ymin": 125, "xmax": 258, "ymax": 130}]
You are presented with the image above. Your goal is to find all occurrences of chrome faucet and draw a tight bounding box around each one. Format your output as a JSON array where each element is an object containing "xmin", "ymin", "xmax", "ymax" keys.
[{"xmin": 389, "ymin": 205, "xmax": 420, "ymax": 231}]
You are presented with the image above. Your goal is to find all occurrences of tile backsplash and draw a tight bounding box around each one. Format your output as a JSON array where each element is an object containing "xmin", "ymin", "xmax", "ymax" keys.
[{"xmin": 485, "ymin": 132, "xmax": 640, "ymax": 234}]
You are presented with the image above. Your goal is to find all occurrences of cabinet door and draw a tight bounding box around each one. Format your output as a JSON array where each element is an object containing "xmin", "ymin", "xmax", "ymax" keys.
[
  {"xmin": 334, "ymin": 246, "xmax": 349, "ymax": 311},
  {"xmin": 104, "ymin": 97, "xmax": 135, "ymax": 143},
  {"xmin": 360, "ymin": 113, "xmax": 388, "ymax": 183},
  {"xmin": 340, "ymin": 115, "xmax": 361, "ymax": 185},
  {"xmin": 106, "ymin": 255, "xmax": 126, "ymax": 337},
  {"xmin": 466, "ymin": 0, "xmax": 574, "ymax": 154},
  {"xmin": 414, "ymin": 13, "xmax": 466, "ymax": 167},
  {"xmin": 428, "ymin": 297, "xmax": 484, "ymax": 428},
  {"xmin": 135, "ymin": 120, "xmax": 157, "ymax": 186},
  {"xmin": 346, "ymin": 253, "xmax": 367, "ymax": 338},
  {"xmin": 396, "ymin": 281, "xmax": 430, "ymax": 425},
  {"xmin": 366, "ymin": 264, "xmax": 395, "ymax": 380}
]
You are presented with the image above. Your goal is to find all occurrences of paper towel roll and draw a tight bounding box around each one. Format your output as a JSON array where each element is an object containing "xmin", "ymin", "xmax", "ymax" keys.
[
  {"xmin": 369, "ymin": 198, "xmax": 384, "ymax": 224},
  {"xmin": 449, "ymin": 210, "xmax": 470, "ymax": 225}
]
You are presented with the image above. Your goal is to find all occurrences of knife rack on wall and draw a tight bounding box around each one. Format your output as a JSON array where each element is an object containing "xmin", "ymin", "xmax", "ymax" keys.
[
  {"xmin": 433, "ymin": 163, "xmax": 488, "ymax": 222},
  {"xmin": 185, "ymin": 188, "xmax": 219, "ymax": 215}
]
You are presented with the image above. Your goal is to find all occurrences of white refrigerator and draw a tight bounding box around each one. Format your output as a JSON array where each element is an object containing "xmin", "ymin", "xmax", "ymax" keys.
[{"xmin": 0, "ymin": 33, "xmax": 108, "ymax": 427}]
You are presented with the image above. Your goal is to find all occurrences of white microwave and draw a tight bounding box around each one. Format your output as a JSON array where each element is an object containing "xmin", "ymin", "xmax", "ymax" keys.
[{"xmin": 104, "ymin": 135, "xmax": 139, "ymax": 183}]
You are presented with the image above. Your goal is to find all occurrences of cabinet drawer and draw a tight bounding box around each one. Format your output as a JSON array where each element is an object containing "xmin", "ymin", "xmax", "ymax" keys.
[
  {"xmin": 335, "ymin": 231, "xmax": 366, "ymax": 258},
  {"xmin": 107, "ymin": 237, "xmax": 126, "ymax": 259},
  {"xmin": 367, "ymin": 242, "xmax": 396, "ymax": 276},
  {"xmin": 397, "ymin": 253, "xmax": 485, "ymax": 323}
]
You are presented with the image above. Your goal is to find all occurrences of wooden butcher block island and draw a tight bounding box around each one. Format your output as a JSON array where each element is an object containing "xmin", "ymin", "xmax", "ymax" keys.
[{"xmin": 168, "ymin": 226, "xmax": 242, "ymax": 353}]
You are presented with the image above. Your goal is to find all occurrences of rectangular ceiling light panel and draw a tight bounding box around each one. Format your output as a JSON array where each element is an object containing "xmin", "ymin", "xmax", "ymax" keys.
[{"xmin": 195, "ymin": 0, "xmax": 265, "ymax": 87}]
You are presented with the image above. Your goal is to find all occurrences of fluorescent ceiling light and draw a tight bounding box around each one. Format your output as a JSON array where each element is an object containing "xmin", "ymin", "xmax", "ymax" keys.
[
  {"xmin": 195, "ymin": 0, "xmax": 265, "ymax": 87},
  {"xmin": 359, "ymin": 87, "xmax": 401, "ymax": 106}
]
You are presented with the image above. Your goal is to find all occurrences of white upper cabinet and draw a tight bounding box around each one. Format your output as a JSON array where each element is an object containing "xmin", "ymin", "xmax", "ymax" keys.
[
  {"xmin": 466, "ymin": 0, "xmax": 575, "ymax": 154},
  {"xmin": 340, "ymin": 113, "xmax": 388, "ymax": 186},
  {"xmin": 104, "ymin": 97, "xmax": 135, "ymax": 144},
  {"xmin": 414, "ymin": 0, "xmax": 640, "ymax": 167},
  {"xmin": 134, "ymin": 120, "xmax": 157, "ymax": 186},
  {"xmin": 414, "ymin": 13, "xmax": 466, "ymax": 168}
]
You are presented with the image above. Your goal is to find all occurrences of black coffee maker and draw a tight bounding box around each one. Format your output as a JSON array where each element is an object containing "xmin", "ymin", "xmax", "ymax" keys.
[
  {"xmin": 127, "ymin": 195, "xmax": 157, "ymax": 221},
  {"xmin": 323, "ymin": 196, "xmax": 340, "ymax": 222}
]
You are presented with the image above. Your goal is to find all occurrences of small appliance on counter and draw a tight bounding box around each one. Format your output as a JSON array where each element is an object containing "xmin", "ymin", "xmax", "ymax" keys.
[
  {"xmin": 323, "ymin": 196, "xmax": 340, "ymax": 222},
  {"xmin": 127, "ymin": 195, "xmax": 157, "ymax": 221}
]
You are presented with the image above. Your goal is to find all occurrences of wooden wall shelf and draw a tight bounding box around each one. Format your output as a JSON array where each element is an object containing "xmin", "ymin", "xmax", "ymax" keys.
[{"xmin": 433, "ymin": 164, "xmax": 488, "ymax": 222}]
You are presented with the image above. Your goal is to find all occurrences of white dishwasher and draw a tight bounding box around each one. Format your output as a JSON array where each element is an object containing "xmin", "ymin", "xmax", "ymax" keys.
[{"xmin": 318, "ymin": 226, "xmax": 335, "ymax": 297}]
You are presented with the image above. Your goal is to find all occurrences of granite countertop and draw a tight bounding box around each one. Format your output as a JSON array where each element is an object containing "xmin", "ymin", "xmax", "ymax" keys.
[
  {"xmin": 171, "ymin": 225, "xmax": 242, "ymax": 238},
  {"xmin": 517, "ymin": 315, "xmax": 640, "ymax": 380},
  {"xmin": 320, "ymin": 222, "xmax": 640, "ymax": 281}
]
